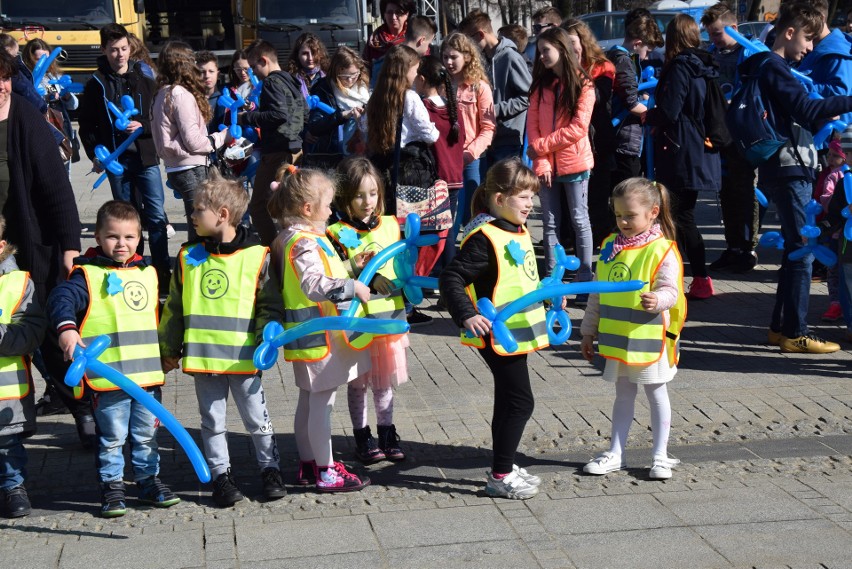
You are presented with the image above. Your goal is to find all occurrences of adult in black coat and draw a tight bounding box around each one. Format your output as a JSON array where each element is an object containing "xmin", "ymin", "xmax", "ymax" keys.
[
  {"xmin": 646, "ymin": 14, "xmax": 722, "ymax": 300},
  {"xmin": 0, "ymin": 53, "xmax": 87, "ymax": 434}
]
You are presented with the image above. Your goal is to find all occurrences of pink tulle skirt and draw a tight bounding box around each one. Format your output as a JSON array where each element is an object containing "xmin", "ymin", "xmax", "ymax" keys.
[{"xmin": 351, "ymin": 334, "xmax": 409, "ymax": 389}]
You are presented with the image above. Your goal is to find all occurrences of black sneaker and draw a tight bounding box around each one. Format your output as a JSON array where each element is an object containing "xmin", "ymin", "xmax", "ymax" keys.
[
  {"xmin": 2, "ymin": 486, "xmax": 31, "ymax": 518},
  {"xmin": 407, "ymin": 308, "xmax": 433, "ymax": 327},
  {"xmin": 212, "ymin": 469, "xmax": 244, "ymax": 507},
  {"xmin": 709, "ymin": 248, "xmax": 741, "ymax": 271},
  {"xmin": 35, "ymin": 386, "xmax": 68, "ymax": 416},
  {"xmin": 100, "ymin": 481, "xmax": 127, "ymax": 518},
  {"xmin": 75, "ymin": 413, "xmax": 97, "ymax": 450},
  {"xmin": 731, "ymin": 250, "xmax": 758, "ymax": 274},
  {"xmin": 261, "ymin": 467, "xmax": 286, "ymax": 500},
  {"xmin": 137, "ymin": 476, "xmax": 180, "ymax": 508}
]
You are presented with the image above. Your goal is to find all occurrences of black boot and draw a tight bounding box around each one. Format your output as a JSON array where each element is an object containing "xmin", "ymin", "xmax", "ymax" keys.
[
  {"xmin": 2, "ymin": 486, "xmax": 31, "ymax": 518},
  {"xmin": 376, "ymin": 424, "xmax": 405, "ymax": 462},
  {"xmin": 75, "ymin": 413, "xmax": 97, "ymax": 450},
  {"xmin": 353, "ymin": 426, "xmax": 385, "ymax": 464},
  {"xmin": 212, "ymin": 469, "xmax": 244, "ymax": 507}
]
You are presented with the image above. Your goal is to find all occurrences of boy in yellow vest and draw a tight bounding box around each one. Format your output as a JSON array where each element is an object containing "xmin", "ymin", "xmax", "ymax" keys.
[
  {"xmin": 158, "ymin": 173, "xmax": 285, "ymax": 507},
  {"xmin": 0, "ymin": 216, "xmax": 46, "ymax": 518},
  {"xmin": 47, "ymin": 201, "xmax": 179, "ymax": 518}
]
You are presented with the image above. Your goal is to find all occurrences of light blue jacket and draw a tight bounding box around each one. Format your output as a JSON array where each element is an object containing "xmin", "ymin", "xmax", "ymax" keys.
[{"xmin": 798, "ymin": 29, "xmax": 852, "ymax": 127}]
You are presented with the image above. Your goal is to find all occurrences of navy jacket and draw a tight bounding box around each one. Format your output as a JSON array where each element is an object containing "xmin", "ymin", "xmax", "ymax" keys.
[
  {"xmin": 740, "ymin": 51, "xmax": 852, "ymax": 184},
  {"xmin": 647, "ymin": 48, "xmax": 721, "ymax": 192},
  {"xmin": 607, "ymin": 46, "xmax": 643, "ymax": 156}
]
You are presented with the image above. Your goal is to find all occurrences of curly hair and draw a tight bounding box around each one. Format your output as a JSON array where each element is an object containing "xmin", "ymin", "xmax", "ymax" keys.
[
  {"xmin": 441, "ymin": 32, "xmax": 489, "ymax": 88},
  {"xmin": 365, "ymin": 44, "xmax": 421, "ymax": 156},
  {"xmin": 156, "ymin": 41, "xmax": 211, "ymax": 122},
  {"xmin": 287, "ymin": 33, "xmax": 330, "ymax": 78},
  {"xmin": 562, "ymin": 18, "xmax": 609, "ymax": 72},
  {"xmin": 22, "ymin": 38, "xmax": 60, "ymax": 77}
]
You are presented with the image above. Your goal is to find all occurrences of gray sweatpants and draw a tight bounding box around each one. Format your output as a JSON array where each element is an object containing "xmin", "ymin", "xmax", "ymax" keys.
[{"xmin": 194, "ymin": 373, "xmax": 280, "ymax": 478}]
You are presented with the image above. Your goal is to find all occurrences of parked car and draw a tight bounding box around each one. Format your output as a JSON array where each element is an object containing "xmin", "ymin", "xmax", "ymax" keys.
[
  {"xmin": 578, "ymin": 10, "xmax": 682, "ymax": 49},
  {"xmin": 735, "ymin": 21, "xmax": 772, "ymax": 39}
]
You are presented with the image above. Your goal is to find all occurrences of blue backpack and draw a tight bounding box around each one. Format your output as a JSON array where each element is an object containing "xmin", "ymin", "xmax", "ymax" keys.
[{"xmin": 725, "ymin": 58, "xmax": 787, "ymax": 166}]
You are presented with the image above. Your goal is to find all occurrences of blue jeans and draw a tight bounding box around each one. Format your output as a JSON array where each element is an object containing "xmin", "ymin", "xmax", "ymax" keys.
[
  {"xmin": 94, "ymin": 388, "xmax": 162, "ymax": 483},
  {"xmin": 438, "ymin": 188, "xmax": 462, "ymax": 270},
  {"xmin": 166, "ymin": 165, "xmax": 210, "ymax": 242},
  {"xmin": 458, "ymin": 159, "xmax": 482, "ymax": 231},
  {"xmin": 537, "ymin": 178, "xmax": 593, "ymax": 279},
  {"xmin": 106, "ymin": 153, "xmax": 170, "ymax": 275},
  {"xmin": 765, "ymin": 178, "xmax": 812, "ymax": 338},
  {"xmin": 839, "ymin": 262, "xmax": 852, "ymax": 334},
  {"xmin": 0, "ymin": 434, "xmax": 26, "ymax": 490}
]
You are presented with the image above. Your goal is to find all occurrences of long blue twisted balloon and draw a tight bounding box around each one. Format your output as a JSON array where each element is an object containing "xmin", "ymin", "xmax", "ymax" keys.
[
  {"xmin": 538, "ymin": 245, "xmax": 581, "ymax": 345},
  {"xmin": 64, "ymin": 336, "xmax": 211, "ymax": 483}
]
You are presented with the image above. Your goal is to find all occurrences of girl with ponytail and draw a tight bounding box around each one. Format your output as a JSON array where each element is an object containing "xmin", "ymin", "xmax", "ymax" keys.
[{"xmin": 415, "ymin": 55, "xmax": 466, "ymax": 273}]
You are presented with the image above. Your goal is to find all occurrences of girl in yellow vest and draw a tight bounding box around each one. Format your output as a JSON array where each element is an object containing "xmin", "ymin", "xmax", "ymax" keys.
[
  {"xmin": 327, "ymin": 157, "xmax": 409, "ymax": 465},
  {"xmin": 0, "ymin": 219, "xmax": 46, "ymax": 519},
  {"xmin": 580, "ymin": 177, "xmax": 686, "ymax": 480},
  {"xmin": 266, "ymin": 165, "xmax": 372, "ymax": 492},
  {"xmin": 439, "ymin": 158, "xmax": 546, "ymax": 500}
]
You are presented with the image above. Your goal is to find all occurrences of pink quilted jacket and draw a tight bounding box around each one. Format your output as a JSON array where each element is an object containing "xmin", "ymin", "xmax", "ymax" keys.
[{"xmin": 526, "ymin": 78, "xmax": 595, "ymax": 177}]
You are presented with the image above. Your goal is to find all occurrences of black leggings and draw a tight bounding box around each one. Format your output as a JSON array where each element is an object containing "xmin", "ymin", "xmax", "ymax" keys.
[
  {"xmin": 669, "ymin": 188, "xmax": 707, "ymax": 278},
  {"xmin": 479, "ymin": 342, "xmax": 535, "ymax": 474}
]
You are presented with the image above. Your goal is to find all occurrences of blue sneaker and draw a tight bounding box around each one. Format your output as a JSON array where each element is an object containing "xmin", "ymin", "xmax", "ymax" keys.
[
  {"xmin": 137, "ymin": 476, "xmax": 180, "ymax": 508},
  {"xmin": 100, "ymin": 481, "xmax": 127, "ymax": 518}
]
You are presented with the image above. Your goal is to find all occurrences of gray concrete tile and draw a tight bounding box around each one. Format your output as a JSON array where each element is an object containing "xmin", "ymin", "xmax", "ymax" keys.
[
  {"xmin": 59, "ymin": 530, "xmax": 204, "ymax": 569},
  {"xmin": 369, "ymin": 504, "xmax": 511, "ymax": 548},
  {"xmin": 801, "ymin": 480, "xmax": 852, "ymax": 511},
  {"xmin": 556, "ymin": 527, "xmax": 731, "ymax": 569},
  {"xmin": 695, "ymin": 520, "xmax": 852, "ymax": 567},
  {"xmin": 235, "ymin": 516, "xmax": 377, "ymax": 561},
  {"xmin": 743, "ymin": 437, "xmax": 838, "ymax": 459},
  {"xmin": 654, "ymin": 487, "xmax": 822, "ymax": 525},
  {"xmin": 818, "ymin": 434, "xmax": 852, "ymax": 455},
  {"xmin": 384, "ymin": 540, "xmax": 543, "ymax": 569},
  {"xmin": 0, "ymin": 544, "xmax": 62, "ymax": 569},
  {"xmin": 528, "ymin": 494, "xmax": 682, "ymax": 534},
  {"xmin": 246, "ymin": 551, "xmax": 386, "ymax": 569}
]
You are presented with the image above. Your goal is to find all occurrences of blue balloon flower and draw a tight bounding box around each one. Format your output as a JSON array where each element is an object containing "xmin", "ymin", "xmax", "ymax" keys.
[
  {"xmin": 338, "ymin": 227, "xmax": 362, "ymax": 249},
  {"xmin": 105, "ymin": 272, "xmax": 124, "ymax": 296},
  {"xmin": 505, "ymin": 240, "xmax": 526, "ymax": 266},
  {"xmin": 185, "ymin": 245, "xmax": 210, "ymax": 267}
]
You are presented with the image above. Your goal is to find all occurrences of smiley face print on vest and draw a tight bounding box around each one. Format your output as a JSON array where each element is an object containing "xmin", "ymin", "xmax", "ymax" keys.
[
  {"xmin": 201, "ymin": 269, "xmax": 229, "ymax": 300},
  {"xmin": 608, "ymin": 262, "xmax": 632, "ymax": 282},
  {"xmin": 123, "ymin": 281, "xmax": 149, "ymax": 311}
]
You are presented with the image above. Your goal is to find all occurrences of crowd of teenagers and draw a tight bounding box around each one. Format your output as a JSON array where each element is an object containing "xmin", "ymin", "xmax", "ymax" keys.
[{"xmin": 0, "ymin": 0, "xmax": 850, "ymax": 519}]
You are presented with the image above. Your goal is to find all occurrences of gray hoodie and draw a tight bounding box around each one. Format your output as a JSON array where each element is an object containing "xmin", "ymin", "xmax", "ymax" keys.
[
  {"xmin": 0, "ymin": 254, "xmax": 46, "ymax": 437},
  {"xmin": 486, "ymin": 37, "xmax": 532, "ymax": 148}
]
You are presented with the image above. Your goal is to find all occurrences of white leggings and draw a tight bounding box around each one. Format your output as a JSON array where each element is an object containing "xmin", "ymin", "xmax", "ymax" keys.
[
  {"xmin": 294, "ymin": 387, "xmax": 337, "ymax": 468},
  {"xmin": 609, "ymin": 378, "xmax": 671, "ymax": 459}
]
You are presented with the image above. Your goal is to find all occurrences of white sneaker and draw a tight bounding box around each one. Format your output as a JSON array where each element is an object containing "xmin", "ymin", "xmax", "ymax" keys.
[
  {"xmin": 583, "ymin": 452, "xmax": 626, "ymax": 475},
  {"xmin": 485, "ymin": 470, "xmax": 539, "ymax": 500},
  {"xmin": 649, "ymin": 456, "xmax": 680, "ymax": 480},
  {"xmin": 166, "ymin": 224, "xmax": 176, "ymax": 239},
  {"xmin": 512, "ymin": 464, "xmax": 541, "ymax": 486}
]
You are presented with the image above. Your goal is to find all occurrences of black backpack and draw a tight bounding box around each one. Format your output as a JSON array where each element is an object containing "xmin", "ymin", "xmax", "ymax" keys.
[{"xmin": 701, "ymin": 76, "xmax": 732, "ymax": 150}]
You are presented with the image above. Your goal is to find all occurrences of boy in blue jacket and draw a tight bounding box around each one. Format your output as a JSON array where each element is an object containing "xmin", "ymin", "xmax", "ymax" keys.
[{"xmin": 741, "ymin": 2, "xmax": 852, "ymax": 354}]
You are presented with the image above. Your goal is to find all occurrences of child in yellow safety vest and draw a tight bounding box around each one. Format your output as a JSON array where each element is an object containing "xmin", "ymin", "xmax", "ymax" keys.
[
  {"xmin": 439, "ymin": 158, "xmax": 546, "ymax": 500},
  {"xmin": 47, "ymin": 201, "xmax": 179, "ymax": 518},
  {"xmin": 327, "ymin": 157, "xmax": 409, "ymax": 465},
  {"xmin": 158, "ymin": 173, "xmax": 285, "ymax": 508},
  {"xmin": 0, "ymin": 216, "xmax": 46, "ymax": 519},
  {"xmin": 263, "ymin": 164, "xmax": 372, "ymax": 492},
  {"xmin": 580, "ymin": 177, "xmax": 686, "ymax": 480}
]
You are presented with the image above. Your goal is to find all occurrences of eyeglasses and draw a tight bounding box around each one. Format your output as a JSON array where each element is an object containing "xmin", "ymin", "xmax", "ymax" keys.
[
  {"xmin": 338, "ymin": 72, "xmax": 361, "ymax": 80},
  {"xmin": 385, "ymin": 8, "xmax": 407, "ymax": 17},
  {"xmin": 532, "ymin": 23, "xmax": 555, "ymax": 34},
  {"xmin": 234, "ymin": 66, "xmax": 250, "ymax": 72}
]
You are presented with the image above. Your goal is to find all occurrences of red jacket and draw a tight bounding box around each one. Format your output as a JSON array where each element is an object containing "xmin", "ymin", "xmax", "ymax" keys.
[
  {"xmin": 423, "ymin": 97, "xmax": 465, "ymax": 190},
  {"xmin": 526, "ymin": 77, "xmax": 595, "ymax": 177}
]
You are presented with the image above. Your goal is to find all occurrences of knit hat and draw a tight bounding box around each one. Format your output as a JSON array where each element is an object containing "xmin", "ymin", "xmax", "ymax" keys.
[{"xmin": 829, "ymin": 139, "xmax": 846, "ymax": 160}]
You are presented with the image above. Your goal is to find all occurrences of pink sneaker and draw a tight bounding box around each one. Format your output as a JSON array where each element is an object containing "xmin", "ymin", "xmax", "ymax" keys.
[
  {"xmin": 821, "ymin": 302, "xmax": 843, "ymax": 322},
  {"xmin": 687, "ymin": 276, "xmax": 714, "ymax": 300},
  {"xmin": 316, "ymin": 462, "xmax": 370, "ymax": 493}
]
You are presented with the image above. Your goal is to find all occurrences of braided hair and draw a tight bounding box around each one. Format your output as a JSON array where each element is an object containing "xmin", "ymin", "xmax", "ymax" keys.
[{"xmin": 417, "ymin": 55, "xmax": 459, "ymax": 144}]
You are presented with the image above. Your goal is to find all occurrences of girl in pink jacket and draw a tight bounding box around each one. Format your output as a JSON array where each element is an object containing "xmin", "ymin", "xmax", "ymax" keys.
[{"xmin": 526, "ymin": 27, "xmax": 595, "ymax": 296}]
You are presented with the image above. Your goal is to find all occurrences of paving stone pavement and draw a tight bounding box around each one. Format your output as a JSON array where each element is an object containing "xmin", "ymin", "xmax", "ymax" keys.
[{"xmin": 0, "ymin": 162, "xmax": 849, "ymax": 568}]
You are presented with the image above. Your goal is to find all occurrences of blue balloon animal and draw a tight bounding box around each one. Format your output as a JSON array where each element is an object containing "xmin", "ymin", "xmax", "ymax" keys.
[
  {"xmin": 246, "ymin": 67, "xmax": 262, "ymax": 105},
  {"xmin": 612, "ymin": 66, "xmax": 657, "ymax": 128},
  {"xmin": 758, "ymin": 231, "xmax": 784, "ymax": 250},
  {"xmin": 32, "ymin": 47, "xmax": 63, "ymax": 96},
  {"xmin": 538, "ymin": 245, "xmax": 581, "ymax": 345},
  {"xmin": 754, "ymin": 187, "xmax": 769, "ymax": 208},
  {"xmin": 107, "ymin": 95, "xmax": 141, "ymax": 131},
  {"xmin": 787, "ymin": 199, "xmax": 837, "ymax": 266},
  {"xmin": 307, "ymin": 95, "xmax": 336, "ymax": 116},
  {"xmin": 253, "ymin": 213, "xmax": 437, "ymax": 370},
  {"xmin": 842, "ymin": 164, "xmax": 852, "ymax": 240},
  {"xmin": 92, "ymin": 128, "xmax": 143, "ymax": 189},
  {"xmin": 48, "ymin": 74, "xmax": 84, "ymax": 95},
  {"xmin": 218, "ymin": 91, "xmax": 246, "ymax": 138},
  {"xmin": 64, "ymin": 336, "xmax": 211, "ymax": 483}
]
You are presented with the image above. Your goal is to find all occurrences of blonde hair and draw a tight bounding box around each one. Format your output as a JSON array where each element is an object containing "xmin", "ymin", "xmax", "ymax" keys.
[
  {"xmin": 334, "ymin": 156, "xmax": 386, "ymax": 220},
  {"xmin": 441, "ymin": 32, "xmax": 489, "ymax": 88},
  {"xmin": 611, "ymin": 177, "xmax": 677, "ymax": 240},
  {"xmin": 267, "ymin": 165, "xmax": 334, "ymax": 227},
  {"xmin": 193, "ymin": 169, "xmax": 249, "ymax": 227},
  {"xmin": 470, "ymin": 158, "xmax": 539, "ymax": 217}
]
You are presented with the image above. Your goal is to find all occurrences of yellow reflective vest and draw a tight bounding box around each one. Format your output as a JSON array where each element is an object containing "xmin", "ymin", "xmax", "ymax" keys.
[
  {"xmin": 327, "ymin": 216, "xmax": 405, "ymax": 323},
  {"xmin": 460, "ymin": 223, "xmax": 549, "ymax": 355},
  {"xmin": 180, "ymin": 244, "xmax": 268, "ymax": 374},
  {"xmin": 282, "ymin": 230, "xmax": 372, "ymax": 362},
  {"xmin": 78, "ymin": 265, "xmax": 164, "ymax": 393},
  {"xmin": 0, "ymin": 271, "xmax": 32, "ymax": 401},
  {"xmin": 596, "ymin": 233, "xmax": 686, "ymax": 366}
]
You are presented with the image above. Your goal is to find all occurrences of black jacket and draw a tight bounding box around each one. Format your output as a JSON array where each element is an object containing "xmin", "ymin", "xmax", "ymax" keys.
[
  {"xmin": 607, "ymin": 46, "xmax": 643, "ymax": 156},
  {"xmin": 307, "ymin": 76, "xmax": 349, "ymax": 154},
  {"xmin": 3, "ymin": 94, "xmax": 82, "ymax": 305},
  {"xmin": 78, "ymin": 56, "xmax": 160, "ymax": 167},
  {"xmin": 647, "ymin": 48, "xmax": 721, "ymax": 192},
  {"xmin": 241, "ymin": 70, "xmax": 306, "ymax": 154}
]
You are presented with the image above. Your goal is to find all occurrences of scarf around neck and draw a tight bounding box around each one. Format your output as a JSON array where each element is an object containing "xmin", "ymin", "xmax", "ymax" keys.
[{"xmin": 604, "ymin": 224, "xmax": 662, "ymax": 263}]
